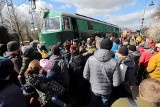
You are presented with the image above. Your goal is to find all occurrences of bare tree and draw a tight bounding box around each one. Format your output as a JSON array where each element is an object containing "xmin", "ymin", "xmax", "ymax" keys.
[{"xmin": 148, "ymin": 5, "xmax": 160, "ymax": 41}]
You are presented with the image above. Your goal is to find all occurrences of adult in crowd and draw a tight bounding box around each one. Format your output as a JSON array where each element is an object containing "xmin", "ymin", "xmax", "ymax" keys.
[
  {"xmin": 24, "ymin": 60, "xmax": 66, "ymax": 107},
  {"xmin": 145, "ymin": 43, "xmax": 160, "ymax": 80},
  {"xmin": 122, "ymin": 39, "xmax": 129, "ymax": 48},
  {"xmin": 82, "ymin": 39, "xmax": 96, "ymax": 59},
  {"xmin": 3, "ymin": 41, "xmax": 22, "ymax": 86},
  {"xmin": 30, "ymin": 41, "xmax": 38, "ymax": 51},
  {"xmin": 137, "ymin": 43, "xmax": 145, "ymax": 54},
  {"xmin": 116, "ymin": 47, "xmax": 128, "ymax": 63},
  {"xmin": 83, "ymin": 38, "xmax": 122, "ymax": 107},
  {"xmin": 37, "ymin": 44, "xmax": 47, "ymax": 58},
  {"xmin": 128, "ymin": 45, "xmax": 140, "ymax": 70},
  {"xmin": 49, "ymin": 45, "xmax": 70, "ymax": 89},
  {"xmin": 62, "ymin": 41, "xmax": 71, "ymax": 68},
  {"xmin": 111, "ymin": 78, "xmax": 160, "ymax": 107},
  {"xmin": 148, "ymin": 38, "xmax": 155, "ymax": 49},
  {"xmin": 18, "ymin": 47, "xmax": 42, "ymax": 85},
  {"xmin": 95, "ymin": 36, "xmax": 101, "ymax": 49},
  {"xmin": 112, "ymin": 38, "xmax": 120, "ymax": 60},
  {"xmin": 69, "ymin": 47, "xmax": 90, "ymax": 107},
  {"xmin": 137, "ymin": 43, "xmax": 155, "ymax": 84},
  {"xmin": 0, "ymin": 58, "xmax": 27, "ymax": 107},
  {"xmin": 117, "ymin": 46, "xmax": 137, "ymax": 98}
]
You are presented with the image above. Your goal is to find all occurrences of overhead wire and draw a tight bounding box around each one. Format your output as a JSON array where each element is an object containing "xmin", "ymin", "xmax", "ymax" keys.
[{"xmin": 18, "ymin": 0, "xmax": 27, "ymax": 6}]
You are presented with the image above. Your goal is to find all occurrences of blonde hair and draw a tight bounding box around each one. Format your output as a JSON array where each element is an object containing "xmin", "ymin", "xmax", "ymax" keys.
[
  {"xmin": 139, "ymin": 78, "xmax": 160, "ymax": 103},
  {"xmin": 25, "ymin": 60, "xmax": 41, "ymax": 75}
]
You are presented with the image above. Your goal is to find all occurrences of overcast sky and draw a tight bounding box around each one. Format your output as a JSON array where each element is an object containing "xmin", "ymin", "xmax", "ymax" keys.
[{"xmin": 10, "ymin": 0, "xmax": 160, "ymax": 30}]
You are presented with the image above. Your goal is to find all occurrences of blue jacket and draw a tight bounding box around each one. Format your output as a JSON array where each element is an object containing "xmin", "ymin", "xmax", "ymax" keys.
[
  {"xmin": 112, "ymin": 43, "xmax": 118, "ymax": 54},
  {"xmin": 112, "ymin": 43, "xmax": 118, "ymax": 60}
]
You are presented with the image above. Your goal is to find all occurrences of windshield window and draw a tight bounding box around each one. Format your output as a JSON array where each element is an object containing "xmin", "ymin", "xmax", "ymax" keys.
[{"xmin": 44, "ymin": 17, "xmax": 60, "ymax": 31}]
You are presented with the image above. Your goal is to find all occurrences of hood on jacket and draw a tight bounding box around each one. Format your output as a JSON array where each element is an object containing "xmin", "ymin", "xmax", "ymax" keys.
[
  {"xmin": 144, "ymin": 48, "xmax": 154, "ymax": 54},
  {"xmin": 121, "ymin": 57, "xmax": 135, "ymax": 67},
  {"xmin": 128, "ymin": 51, "xmax": 140, "ymax": 62},
  {"xmin": 49, "ymin": 55, "xmax": 62, "ymax": 62},
  {"xmin": 130, "ymin": 51, "xmax": 140, "ymax": 57},
  {"xmin": 94, "ymin": 49, "xmax": 113, "ymax": 62}
]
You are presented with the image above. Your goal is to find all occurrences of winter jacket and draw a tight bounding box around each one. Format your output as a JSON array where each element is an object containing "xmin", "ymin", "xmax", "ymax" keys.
[
  {"xmin": 128, "ymin": 51, "xmax": 140, "ymax": 72},
  {"xmin": 19, "ymin": 48, "xmax": 42, "ymax": 75},
  {"xmin": 3, "ymin": 52, "xmax": 22, "ymax": 73},
  {"xmin": 3, "ymin": 52, "xmax": 22, "ymax": 86},
  {"xmin": 0, "ymin": 80, "xmax": 27, "ymax": 107},
  {"xmin": 62, "ymin": 50, "xmax": 71, "ymax": 68},
  {"xmin": 145, "ymin": 52, "xmax": 160, "ymax": 80},
  {"xmin": 83, "ymin": 49, "xmax": 122, "ymax": 95},
  {"xmin": 49, "ymin": 55, "xmax": 70, "ymax": 88},
  {"xmin": 82, "ymin": 46, "xmax": 96, "ymax": 58},
  {"xmin": 19, "ymin": 57, "xmax": 34, "ymax": 75},
  {"xmin": 111, "ymin": 97, "xmax": 158, "ymax": 107},
  {"xmin": 137, "ymin": 47, "xmax": 144, "ymax": 54},
  {"xmin": 112, "ymin": 43, "xmax": 118, "ymax": 54},
  {"xmin": 111, "ymin": 43, "xmax": 119, "ymax": 60},
  {"xmin": 138, "ymin": 49, "xmax": 155, "ymax": 67},
  {"xmin": 69, "ymin": 54, "xmax": 90, "ymax": 105},
  {"xmin": 128, "ymin": 51, "xmax": 140, "ymax": 64},
  {"xmin": 119, "ymin": 57, "xmax": 137, "ymax": 91}
]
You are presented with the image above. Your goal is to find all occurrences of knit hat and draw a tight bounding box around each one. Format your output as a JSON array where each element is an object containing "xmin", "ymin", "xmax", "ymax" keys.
[
  {"xmin": 100, "ymin": 38, "xmax": 113, "ymax": 50},
  {"xmin": 70, "ymin": 45, "xmax": 76, "ymax": 51},
  {"xmin": 129, "ymin": 45, "xmax": 136, "ymax": 51},
  {"xmin": 0, "ymin": 58, "xmax": 14, "ymax": 79},
  {"xmin": 119, "ymin": 47, "xmax": 128, "ymax": 56},
  {"xmin": 144, "ymin": 44, "xmax": 150, "ymax": 49},
  {"xmin": 40, "ymin": 59, "xmax": 52, "ymax": 71},
  {"xmin": 7, "ymin": 41, "xmax": 20, "ymax": 51}
]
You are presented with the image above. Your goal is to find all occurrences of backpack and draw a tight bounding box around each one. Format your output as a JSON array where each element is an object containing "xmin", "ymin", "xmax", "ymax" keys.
[
  {"xmin": 119, "ymin": 56, "xmax": 136, "ymax": 89},
  {"xmin": 118, "ymin": 56, "xmax": 137, "ymax": 98}
]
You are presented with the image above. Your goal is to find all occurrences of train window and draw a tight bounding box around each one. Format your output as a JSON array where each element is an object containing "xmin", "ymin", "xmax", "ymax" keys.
[
  {"xmin": 44, "ymin": 17, "xmax": 60, "ymax": 31},
  {"xmin": 87, "ymin": 21, "xmax": 93, "ymax": 30},
  {"xmin": 63, "ymin": 17, "xmax": 70, "ymax": 30}
]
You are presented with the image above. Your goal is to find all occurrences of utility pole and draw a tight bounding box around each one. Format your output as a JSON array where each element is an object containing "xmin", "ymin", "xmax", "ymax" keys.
[{"xmin": 140, "ymin": 0, "xmax": 154, "ymax": 36}]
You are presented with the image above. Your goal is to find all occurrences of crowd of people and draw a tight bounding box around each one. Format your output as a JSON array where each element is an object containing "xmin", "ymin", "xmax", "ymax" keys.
[{"xmin": 0, "ymin": 31, "xmax": 160, "ymax": 107}]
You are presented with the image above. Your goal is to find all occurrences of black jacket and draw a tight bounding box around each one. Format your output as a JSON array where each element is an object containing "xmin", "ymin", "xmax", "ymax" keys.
[{"xmin": 0, "ymin": 80, "xmax": 27, "ymax": 107}]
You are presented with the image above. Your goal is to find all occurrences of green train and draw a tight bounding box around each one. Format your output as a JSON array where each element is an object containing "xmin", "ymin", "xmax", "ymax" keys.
[{"xmin": 39, "ymin": 11, "xmax": 122, "ymax": 49}]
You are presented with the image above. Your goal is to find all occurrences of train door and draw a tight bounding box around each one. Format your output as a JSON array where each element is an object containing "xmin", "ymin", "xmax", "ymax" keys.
[{"xmin": 71, "ymin": 18, "xmax": 79, "ymax": 39}]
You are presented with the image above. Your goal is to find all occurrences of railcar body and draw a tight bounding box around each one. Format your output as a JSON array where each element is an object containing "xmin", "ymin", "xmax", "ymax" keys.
[{"xmin": 39, "ymin": 11, "xmax": 122, "ymax": 49}]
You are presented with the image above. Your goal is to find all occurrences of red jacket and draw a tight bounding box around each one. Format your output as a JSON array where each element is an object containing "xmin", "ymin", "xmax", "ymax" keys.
[
  {"xmin": 137, "ymin": 47, "xmax": 144, "ymax": 54},
  {"xmin": 149, "ymin": 43, "xmax": 155, "ymax": 49},
  {"xmin": 138, "ymin": 49, "xmax": 155, "ymax": 67}
]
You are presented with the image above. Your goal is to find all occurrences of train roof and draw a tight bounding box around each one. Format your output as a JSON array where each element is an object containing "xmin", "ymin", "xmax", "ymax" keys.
[{"xmin": 55, "ymin": 12, "xmax": 120, "ymax": 28}]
